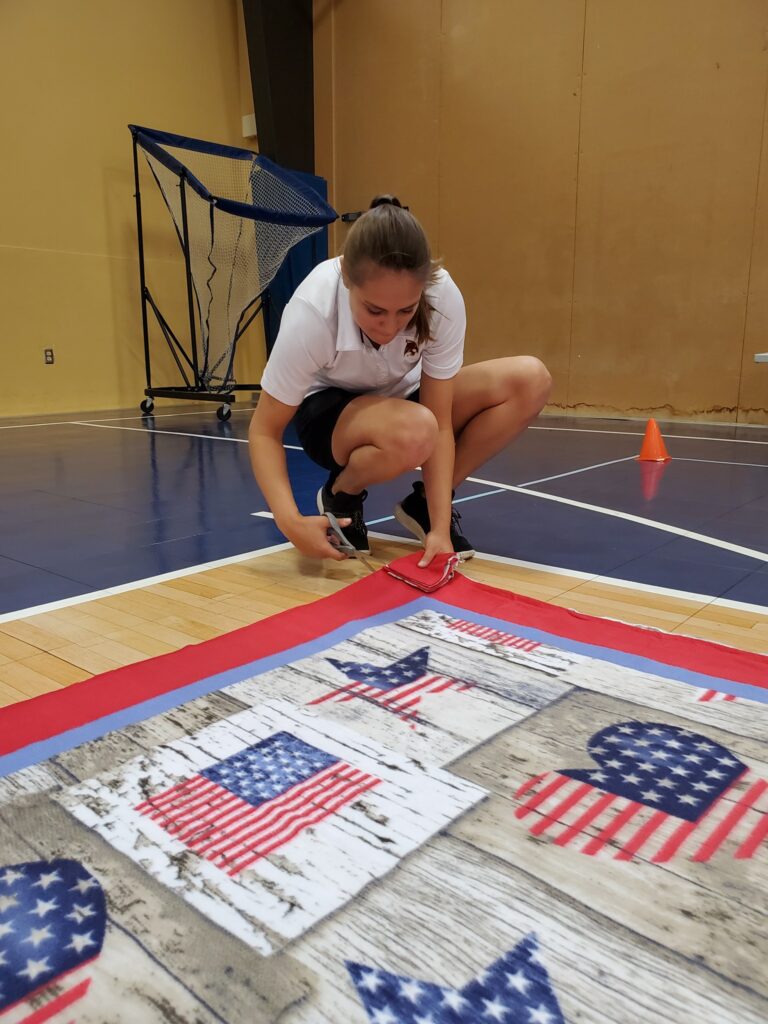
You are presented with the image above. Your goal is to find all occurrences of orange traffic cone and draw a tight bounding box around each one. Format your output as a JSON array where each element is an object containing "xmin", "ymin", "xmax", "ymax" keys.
[{"xmin": 637, "ymin": 418, "xmax": 671, "ymax": 462}]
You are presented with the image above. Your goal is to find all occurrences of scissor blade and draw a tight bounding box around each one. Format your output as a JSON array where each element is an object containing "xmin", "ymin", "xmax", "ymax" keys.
[
  {"xmin": 354, "ymin": 551, "xmax": 377, "ymax": 573},
  {"xmin": 325, "ymin": 518, "xmax": 377, "ymax": 573}
]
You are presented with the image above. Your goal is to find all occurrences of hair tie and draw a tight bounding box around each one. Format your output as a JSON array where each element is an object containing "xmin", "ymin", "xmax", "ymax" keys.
[{"xmin": 369, "ymin": 194, "xmax": 405, "ymax": 210}]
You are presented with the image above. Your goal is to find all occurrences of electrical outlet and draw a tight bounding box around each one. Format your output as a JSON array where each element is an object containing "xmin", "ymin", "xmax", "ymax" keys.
[{"xmin": 44, "ymin": 348, "xmax": 54, "ymax": 364}]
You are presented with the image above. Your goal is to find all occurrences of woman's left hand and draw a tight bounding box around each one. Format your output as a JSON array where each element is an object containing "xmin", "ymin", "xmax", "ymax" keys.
[{"xmin": 418, "ymin": 530, "xmax": 454, "ymax": 568}]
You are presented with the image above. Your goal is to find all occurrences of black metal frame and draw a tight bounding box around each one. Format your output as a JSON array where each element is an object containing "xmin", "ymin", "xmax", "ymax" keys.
[{"xmin": 131, "ymin": 133, "xmax": 264, "ymax": 413}]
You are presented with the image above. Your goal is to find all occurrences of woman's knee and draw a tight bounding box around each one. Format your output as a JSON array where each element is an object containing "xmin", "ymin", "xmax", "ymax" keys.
[
  {"xmin": 386, "ymin": 403, "xmax": 438, "ymax": 466},
  {"xmin": 487, "ymin": 356, "xmax": 551, "ymax": 417},
  {"xmin": 512, "ymin": 356, "xmax": 552, "ymax": 411}
]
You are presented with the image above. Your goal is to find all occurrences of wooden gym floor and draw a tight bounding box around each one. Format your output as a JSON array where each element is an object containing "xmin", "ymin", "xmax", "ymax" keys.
[{"xmin": 1, "ymin": 536, "xmax": 765, "ymax": 711}]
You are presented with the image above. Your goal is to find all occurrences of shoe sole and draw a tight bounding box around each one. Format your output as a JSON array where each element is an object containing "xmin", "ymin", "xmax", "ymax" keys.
[
  {"xmin": 394, "ymin": 503, "xmax": 475, "ymax": 560},
  {"xmin": 317, "ymin": 487, "xmax": 371, "ymax": 556}
]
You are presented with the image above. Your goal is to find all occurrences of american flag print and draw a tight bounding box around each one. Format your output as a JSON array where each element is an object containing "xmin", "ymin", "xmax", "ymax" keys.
[
  {"xmin": 135, "ymin": 731, "xmax": 380, "ymax": 877},
  {"xmin": 400, "ymin": 609, "xmax": 576, "ymax": 679},
  {"xmin": 348, "ymin": 932, "xmax": 565, "ymax": 1024},
  {"xmin": 515, "ymin": 720, "xmax": 768, "ymax": 862},
  {"xmin": 446, "ymin": 618, "xmax": 542, "ymax": 653},
  {"xmin": 57, "ymin": 701, "xmax": 486, "ymax": 952},
  {"xmin": 308, "ymin": 646, "xmax": 473, "ymax": 725},
  {"xmin": 694, "ymin": 688, "xmax": 738, "ymax": 704},
  {"xmin": 0, "ymin": 859, "xmax": 105, "ymax": 1024}
]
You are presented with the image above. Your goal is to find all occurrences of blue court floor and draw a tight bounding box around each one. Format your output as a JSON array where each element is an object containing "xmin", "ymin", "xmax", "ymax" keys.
[{"xmin": 1, "ymin": 405, "xmax": 767, "ymax": 616}]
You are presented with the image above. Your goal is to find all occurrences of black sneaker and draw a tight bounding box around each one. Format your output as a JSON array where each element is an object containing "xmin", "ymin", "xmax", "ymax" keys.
[
  {"xmin": 394, "ymin": 481, "xmax": 475, "ymax": 559},
  {"xmin": 317, "ymin": 482, "xmax": 370, "ymax": 554}
]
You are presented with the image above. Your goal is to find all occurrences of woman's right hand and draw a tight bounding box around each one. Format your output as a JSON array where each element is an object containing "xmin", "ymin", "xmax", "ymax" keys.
[{"xmin": 279, "ymin": 514, "xmax": 352, "ymax": 561}]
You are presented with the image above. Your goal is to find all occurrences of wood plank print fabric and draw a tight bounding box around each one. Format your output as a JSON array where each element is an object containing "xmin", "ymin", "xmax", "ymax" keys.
[{"xmin": 0, "ymin": 569, "xmax": 765, "ymax": 1023}]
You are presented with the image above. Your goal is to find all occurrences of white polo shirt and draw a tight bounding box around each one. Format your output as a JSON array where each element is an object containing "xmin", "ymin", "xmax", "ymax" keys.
[{"xmin": 260, "ymin": 257, "xmax": 465, "ymax": 407}]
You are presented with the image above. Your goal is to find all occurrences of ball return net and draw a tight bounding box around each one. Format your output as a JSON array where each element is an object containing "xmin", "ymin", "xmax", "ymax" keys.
[{"xmin": 130, "ymin": 125, "xmax": 337, "ymax": 418}]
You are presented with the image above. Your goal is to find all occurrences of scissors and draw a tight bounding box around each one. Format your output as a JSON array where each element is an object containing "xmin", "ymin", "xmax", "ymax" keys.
[{"xmin": 325, "ymin": 516, "xmax": 377, "ymax": 573}]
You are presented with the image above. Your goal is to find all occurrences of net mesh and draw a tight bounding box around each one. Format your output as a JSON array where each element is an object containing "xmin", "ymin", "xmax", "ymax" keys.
[{"xmin": 138, "ymin": 133, "xmax": 334, "ymax": 391}]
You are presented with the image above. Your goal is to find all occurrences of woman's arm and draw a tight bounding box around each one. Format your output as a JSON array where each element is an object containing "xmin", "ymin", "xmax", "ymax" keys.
[
  {"xmin": 249, "ymin": 392, "xmax": 348, "ymax": 560},
  {"xmin": 417, "ymin": 373, "xmax": 456, "ymax": 566}
]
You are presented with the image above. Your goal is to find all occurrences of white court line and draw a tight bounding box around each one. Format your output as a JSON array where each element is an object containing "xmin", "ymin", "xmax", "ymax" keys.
[
  {"xmin": 518, "ymin": 456, "xmax": 636, "ymax": 488},
  {"xmin": 57, "ymin": 421, "xmax": 768, "ymax": 470},
  {"xmin": 676, "ymin": 457, "xmax": 768, "ymax": 469},
  {"xmin": 270, "ymin": 449, "xmax": 768, "ymax": 565},
  {"xmin": 0, "ymin": 408, "xmax": 255, "ymax": 430},
  {"xmin": 0, "ymin": 542, "xmax": 292, "ymax": 625},
  {"xmin": 102, "ymin": 408, "xmax": 254, "ymax": 422},
  {"xmin": 73, "ymin": 421, "xmax": 246, "ymax": 443},
  {"xmin": 4, "ymin": 529, "xmax": 766, "ymax": 624},
  {"xmin": 371, "ymin": 471, "xmax": 768, "ymax": 564},
  {"xmin": 464, "ymin": 474, "xmax": 768, "ymax": 563},
  {"xmin": 67, "ymin": 423, "xmax": 768, "ymax": 474},
  {"xmin": 531, "ymin": 425, "xmax": 768, "ymax": 445},
  {"xmin": 4, "ymin": 412, "xmax": 768, "ymax": 445},
  {"xmin": 72, "ymin": 421, "xmax": 304, "ymax": 450},
  {"xmin": 31, "ymin": 419, "xmax": 768, "ymax": 466}
]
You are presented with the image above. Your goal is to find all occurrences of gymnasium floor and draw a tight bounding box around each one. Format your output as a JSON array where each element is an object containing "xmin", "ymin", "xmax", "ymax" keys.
[{"xmin": 2, "ymin": 403, "xmax": 767, "ymax": 620}]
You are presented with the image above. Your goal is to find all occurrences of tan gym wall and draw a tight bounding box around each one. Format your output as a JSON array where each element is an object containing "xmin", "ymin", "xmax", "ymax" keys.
[
  {"xmin": 2, "ymin": 2, "xmax": 768, "ymax": 423},
  {"xmin": 0, "ymin": 0, "xmax": 263, "ymax": 419},
  {"xmin": 315, "ymin": 0, "xmax": 768, "ymax": 424}
]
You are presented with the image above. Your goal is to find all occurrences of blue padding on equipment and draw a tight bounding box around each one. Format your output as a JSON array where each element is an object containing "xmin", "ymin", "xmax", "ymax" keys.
[
  {"xmin": 130, "ymin": 124, "xmax": 337, "ymax": 227},
  {"xmin": 130, "ymin": 124, "xmax": 256, "ymax": 161},
  {"xmin": 264, "ymin": 170, "xmax": 330, "ymax": 353}
]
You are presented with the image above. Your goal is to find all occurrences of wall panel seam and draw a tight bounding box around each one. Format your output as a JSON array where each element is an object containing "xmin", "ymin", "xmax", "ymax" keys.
[
  {"xmin": 437, "ymin": 0, "xmax": 445, "ymax": 259},
  {"xmin": 734, "ymin": 31, "xmax": 768, "ymax": 421},
  {"xmin": 327, "ymin": 0, "xmax": 337, "ymax": 254},
  {"xmin": 566, "ymin": 1, "xmax": 589, "ymax": 412}
]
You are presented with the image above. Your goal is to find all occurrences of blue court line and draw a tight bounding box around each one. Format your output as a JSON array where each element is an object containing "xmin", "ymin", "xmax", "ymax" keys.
[
  {"xmin": 1, "ymin": 598, "xmax": 764, "ymax": 779},
  {"xmin": 367, "ymin": 488, "xmax": 506, "ymax": 526},
  {"xmin": 455, "ymin": 489, "xmax": 507, "ymax": 503}
]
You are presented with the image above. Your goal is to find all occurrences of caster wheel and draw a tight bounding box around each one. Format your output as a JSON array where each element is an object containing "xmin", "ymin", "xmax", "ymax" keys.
[
  {"xmin": 216, "ymin": 404, "xmax": 232, "ymax": 421},
  {"xmin": 140, "ymin": 398, "xmax": 154, "ymax": 415}
]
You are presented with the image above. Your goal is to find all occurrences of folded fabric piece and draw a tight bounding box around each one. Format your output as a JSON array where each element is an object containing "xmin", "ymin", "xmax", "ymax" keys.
[{"xmin": 383, "ymin": 551, "xmax": 461, "ymax": 592}]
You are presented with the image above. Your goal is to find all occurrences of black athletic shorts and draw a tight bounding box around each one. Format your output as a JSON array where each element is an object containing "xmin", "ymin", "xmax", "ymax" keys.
[{"xmin": 292, "ymin": 386, "xmax": 421, "ymax": 475}]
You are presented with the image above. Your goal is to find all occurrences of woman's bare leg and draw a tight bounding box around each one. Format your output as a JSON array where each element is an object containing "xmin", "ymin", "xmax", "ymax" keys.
[
  {"xmin": 451, "ymin": 356, "xmax": 552, "ymax": 487},
  {"xmin": 331, "ymin": 395, "xmax": 438, "ymax": 494}
]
